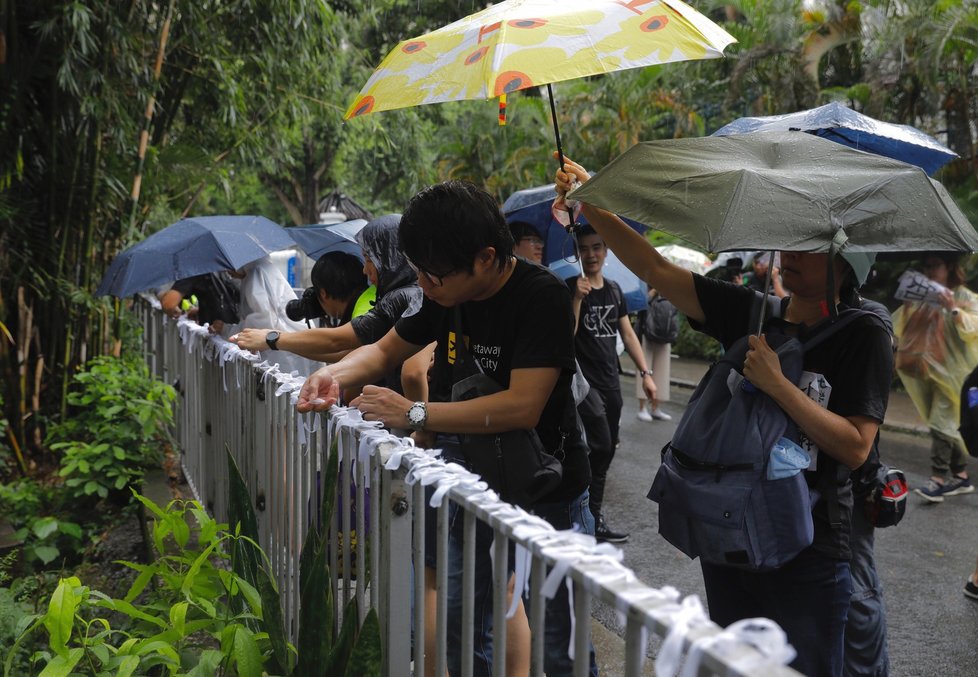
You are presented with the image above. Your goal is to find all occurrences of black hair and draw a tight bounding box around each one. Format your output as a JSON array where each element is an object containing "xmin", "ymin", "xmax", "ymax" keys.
[
  {"xmin": 576, "ymin": 224, "xmax": 598, "ymax": 239},
  {"xmin": 310, "ymin": 251, "xmax": 368, "ymax": 301},
  {"xmin": 508, "ymin": 220, "xmax": 538, "ymax": 241},
  {"xmin": 399, "ymin": 180, "xmax": 513, "ymax": 275}
]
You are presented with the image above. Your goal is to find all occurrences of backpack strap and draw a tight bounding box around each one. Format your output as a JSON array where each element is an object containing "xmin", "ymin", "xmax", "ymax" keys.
[{"xmin": 801, "ymin": 308, "xmax": 877, "ymax": 353}]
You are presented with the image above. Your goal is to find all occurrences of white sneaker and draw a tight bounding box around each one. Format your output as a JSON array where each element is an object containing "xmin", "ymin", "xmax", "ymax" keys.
[
  {"xmin": 651, "ymin": 409, "xmax": 673, "ymax": 421},
  {"xmin": 636, "ymin": 409, "xmax": 653, "ymax": 422}
]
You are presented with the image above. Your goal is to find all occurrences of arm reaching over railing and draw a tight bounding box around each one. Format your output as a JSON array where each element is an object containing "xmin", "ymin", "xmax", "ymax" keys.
[{"xmin": 554, "ymin": 153, "xmax": 706, "ymax": 324}]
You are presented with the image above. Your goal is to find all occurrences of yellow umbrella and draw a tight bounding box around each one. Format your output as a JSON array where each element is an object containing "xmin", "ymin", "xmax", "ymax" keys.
[
  {"xmin": 345, "ymin": 0, "xmax": 735, "ymax": 275},
  {"xmin": 344, "ymin": 0, "xmax": 735, "ymax": 120}
]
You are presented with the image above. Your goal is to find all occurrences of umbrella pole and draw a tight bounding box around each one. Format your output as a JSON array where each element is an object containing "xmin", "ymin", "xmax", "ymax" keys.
[
  {"xmin": 548, "ymin": 84, "xmax": 585, "ymax": 277},
  {"xmin": 754, "ymin": 250, "xmax": 777, "ymax": 336}
]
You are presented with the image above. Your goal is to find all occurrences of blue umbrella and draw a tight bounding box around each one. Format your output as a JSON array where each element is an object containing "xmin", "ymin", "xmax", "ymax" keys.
[
  {"xmin": 712, "ymin": 101, "xmax": 958, "ymax": 175},
  {"xmin": 549, "ymin": 250, "xmax": 648, "ymax": 314},
  {"xmin": 502, "ymin": 184, "xmax": 649, "ymax": 266},
  {"xmin": 286, "ymin": 219, "xmax": 368, "ymax": 261},
  {"xmin": 96, "ymin": 215, "xmax": 296, "ymax": 298}
]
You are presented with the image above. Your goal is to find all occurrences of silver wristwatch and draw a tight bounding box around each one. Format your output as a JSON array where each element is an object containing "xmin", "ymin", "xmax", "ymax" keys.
[{"xmin": 406, "ymin": 401, "xmax": 428, "ymax": 431}]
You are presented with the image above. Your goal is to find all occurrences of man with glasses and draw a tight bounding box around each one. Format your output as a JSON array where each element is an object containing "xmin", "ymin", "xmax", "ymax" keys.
[
  {"xmin": 298, "ymin": 180, "xmax": 597, "ymax": 677},
  {"xmin": 509, "ymin": 219, "xmax": 545, "ymax": 264}
]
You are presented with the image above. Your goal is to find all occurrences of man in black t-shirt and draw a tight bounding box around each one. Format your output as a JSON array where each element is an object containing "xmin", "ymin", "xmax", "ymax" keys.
[
  {"xmin": 298, "ymin": 181, "xmax": 596, "ymax": 677},
  {"xmin": 566, "ymin": 226, "xmax": 656, "ymax": 543},
  {"xmin": 556, "ymin": 155, "xmax": 893, "ymax": 677}
]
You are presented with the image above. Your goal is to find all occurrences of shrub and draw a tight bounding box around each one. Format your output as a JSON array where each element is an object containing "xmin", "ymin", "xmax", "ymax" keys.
[{"xmin": 48, "ymin": 355, "xmax": 175, "ymax": 505}]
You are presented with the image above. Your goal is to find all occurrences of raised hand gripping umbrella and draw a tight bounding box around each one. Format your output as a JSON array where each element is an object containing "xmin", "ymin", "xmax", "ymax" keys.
[
  {"xmin": 503, "ymin": 183, "xmax": 650, "ymax": 274},
  {"xmin": 96, "ymin": 215, "xmax": 296, "ymax": 298}
]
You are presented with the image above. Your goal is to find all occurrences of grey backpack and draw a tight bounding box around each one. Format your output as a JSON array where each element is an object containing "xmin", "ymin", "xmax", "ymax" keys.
[{"xmin": 648, "ymin": 308, "xmax": 871, "ymax": 570}]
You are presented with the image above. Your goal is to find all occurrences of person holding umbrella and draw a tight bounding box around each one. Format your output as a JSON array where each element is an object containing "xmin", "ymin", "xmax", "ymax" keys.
[{"xmin": 555, "ymin": 156, "xmax": 893, "ymax": 677}]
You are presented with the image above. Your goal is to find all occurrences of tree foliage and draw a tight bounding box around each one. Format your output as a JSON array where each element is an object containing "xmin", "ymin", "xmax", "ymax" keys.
[{"xmin": 2, "ymin": 0, "xmax": 977, "ymax": 470}]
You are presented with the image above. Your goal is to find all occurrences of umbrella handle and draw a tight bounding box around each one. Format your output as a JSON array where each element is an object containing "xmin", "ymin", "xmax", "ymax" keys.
[{"xmin": 548, "ymin": 84, "xmax": 584, "ymax": 277}]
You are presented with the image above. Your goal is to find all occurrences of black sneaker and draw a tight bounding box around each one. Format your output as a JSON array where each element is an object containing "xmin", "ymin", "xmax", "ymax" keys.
[
  {"xmin": 965, "ymin": 577, "xmax": 978, "ymax": 601},
  {"xmin": 595, "ymin": 515, "xmax": 629, "ymax": 543}
]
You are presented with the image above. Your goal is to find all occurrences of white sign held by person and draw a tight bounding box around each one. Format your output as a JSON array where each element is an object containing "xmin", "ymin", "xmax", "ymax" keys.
[{"xmin": 894, "ymin": 270, "xmax": 948, "ymax": 306}]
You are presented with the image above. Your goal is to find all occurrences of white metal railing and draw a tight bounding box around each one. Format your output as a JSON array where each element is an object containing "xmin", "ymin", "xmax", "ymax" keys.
[{"xmin": 136, "ymin": 297, "xmax": 801, "ymax": 677}]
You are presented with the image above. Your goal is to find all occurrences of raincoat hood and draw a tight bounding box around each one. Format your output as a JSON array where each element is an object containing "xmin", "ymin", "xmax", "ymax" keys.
[{"xmin": 355, "ymin": 214, "xmax": 415, "ymax": 297}]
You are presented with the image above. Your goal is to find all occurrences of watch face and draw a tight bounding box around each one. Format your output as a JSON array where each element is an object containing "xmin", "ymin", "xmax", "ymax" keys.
[
  {"xmin": 407, "ymin": 402, "xmax": 426, "ymax": 427},
  {"xmin": 266, "ymin": 331, "xmax": 280, "ymax": 348}
]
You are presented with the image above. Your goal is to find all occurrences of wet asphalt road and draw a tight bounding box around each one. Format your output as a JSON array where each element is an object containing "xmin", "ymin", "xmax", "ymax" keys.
[{"xmin": 595, "ymin": 378, "xmax": 978, "ymax": 675}]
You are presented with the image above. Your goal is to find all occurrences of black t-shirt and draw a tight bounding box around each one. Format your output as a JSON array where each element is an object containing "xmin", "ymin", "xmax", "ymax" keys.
[
  {"xmin": 690, "ymin": 274, "xmax": 893, "ymax": 560},
  {"xmin": 565, "ymin": 277, "xmax": 627, "ymax": 392},
  {"xmin": 350, "ymin": 284, "xmax": 423, "ymax": 345},
  {"xmin": 348, "ymin": 284, "xmax": 423, "ymax": 394},
  {"xmin": 396, "ymin": 259, "xmax": 590, "ymax": 502}
]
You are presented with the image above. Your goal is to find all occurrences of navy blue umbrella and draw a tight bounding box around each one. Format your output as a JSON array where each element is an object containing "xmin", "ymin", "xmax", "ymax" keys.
[
  {"xmin": 712, "ymin": 102, "xmax": 958, "ymax": 175},
  {"xmin": 502, "ymin": 184, "xmax": 650, "ymax": 265},
  {"xmin": 287, "ymin": 219, "xmax": 368, "ymax": 261},
  {"xmin": 96, "ymin": 215, "xmax": 295, "ymax": 298}
]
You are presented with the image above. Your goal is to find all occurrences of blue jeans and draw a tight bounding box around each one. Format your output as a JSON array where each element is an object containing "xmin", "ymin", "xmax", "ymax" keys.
[
  {"xmin": 844, "ymin": 505, "xmax": 889, "ymax": 676},
  {"xmin": 701, "ymin": 547, "xmax": 852, "ymax": 677},
  {"xmin": 529, "ymin": 490, "xmax": 599, "ymax": 677},
  {"xmin": 445, "ymin": 489, "xmax": 599, "ymax": 677}
]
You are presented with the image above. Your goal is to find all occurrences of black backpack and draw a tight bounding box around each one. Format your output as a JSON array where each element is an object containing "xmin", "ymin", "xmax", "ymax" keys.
[
  {"xmin": 648, "ymin": 307, "xmax": 873, "ymax": 570},
  {"xmin": 644, "ymin": 295, "xmax": 680, "ymax": 344}
]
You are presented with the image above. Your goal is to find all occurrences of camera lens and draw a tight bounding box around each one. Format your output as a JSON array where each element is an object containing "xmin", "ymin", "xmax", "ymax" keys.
[{"xmin": 285, "ymin": 287, "xmax": 325, "ymax": 322}]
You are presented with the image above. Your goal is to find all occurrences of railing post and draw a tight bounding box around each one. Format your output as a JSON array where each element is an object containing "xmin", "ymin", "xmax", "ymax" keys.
[{"xmin": 378, "ymin": 446, "xmax": 412, "ymax": 675}]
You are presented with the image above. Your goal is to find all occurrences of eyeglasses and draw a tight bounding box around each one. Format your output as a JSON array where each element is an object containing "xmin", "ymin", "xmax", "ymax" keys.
[
  {"xmin": 405, "ymin": 257, "xmax": 457, "ymax": 287},
  {"xmin": 519, "ymin": 236, "xmax": 545, "ymax": 247}
]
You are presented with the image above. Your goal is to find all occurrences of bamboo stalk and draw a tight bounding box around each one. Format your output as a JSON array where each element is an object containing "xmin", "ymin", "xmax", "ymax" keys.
[{"xmin": 126, "ymin": 0, "xmax": 177, "ymax": 235}]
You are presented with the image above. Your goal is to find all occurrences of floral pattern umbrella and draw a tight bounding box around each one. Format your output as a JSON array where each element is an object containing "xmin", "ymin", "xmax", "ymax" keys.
[{"xmin": 344, "ymin": 0, "xmax": 736, "ymax": 119}]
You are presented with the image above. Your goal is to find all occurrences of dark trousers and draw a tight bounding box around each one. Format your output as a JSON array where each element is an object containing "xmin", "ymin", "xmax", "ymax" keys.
[
  {"xmin": 577, "ymin": 385, "xmax": 622, "ymax": 519},
  {"xmin": 702, "ymin": 548, "xmax": 852, "ymax": 677},
  {"xmin": 844, "ymin": 505, "xmax": 889, "ymax": 676}
]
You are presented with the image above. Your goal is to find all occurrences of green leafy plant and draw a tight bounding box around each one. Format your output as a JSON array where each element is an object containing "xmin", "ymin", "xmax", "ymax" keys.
[
  {"xmin": 14, "ymin": 517, "xmax": 82, "ymax": 568},
  {"xmin": 7, "ymin": 495, "xmax": 281, "ymax": 677},
  {"xmin": 48, "ymin": 356, "xmax": 175, "ymax": 505},
  {"xmin": 10, "ymin": 439, "xmax": 382, "ymax": 676},
  {"xmin": 227, "ymin": 441, "xmax": 382, "ymax": 676},
  {"xmin": 52, "ymin": 441, "xmax": 147, "ymax": 501}
]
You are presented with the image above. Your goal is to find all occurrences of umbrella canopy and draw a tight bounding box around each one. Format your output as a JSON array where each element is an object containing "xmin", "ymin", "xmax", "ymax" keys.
[
  {"xmin": 503, "ymin": 184, "xmax": 648, "ymax": 264},
  {"xmin": 655, "ymin": 244, "xmax": 710, "ymax": 272},
  {"xmin": 568, "ymin": 131, "xmax": 978, "ymax": 255},
  {"xmin": 344, "ymin": 0, "xmax": 735, "ymax": 119},
  {"xmin": 550, "ymin": 251, "xmax": 648, "ymax": 313},
  {"xmin": 96, "ymin": 215, "xmax": 295, "ymax": 298},
  {"xmin": 713, "ymin": 102, "xmax": 958, "ymax": 176},
  {"xmin": 287, "ymin": 219, "xmax": 368, "ymax": 261}
]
